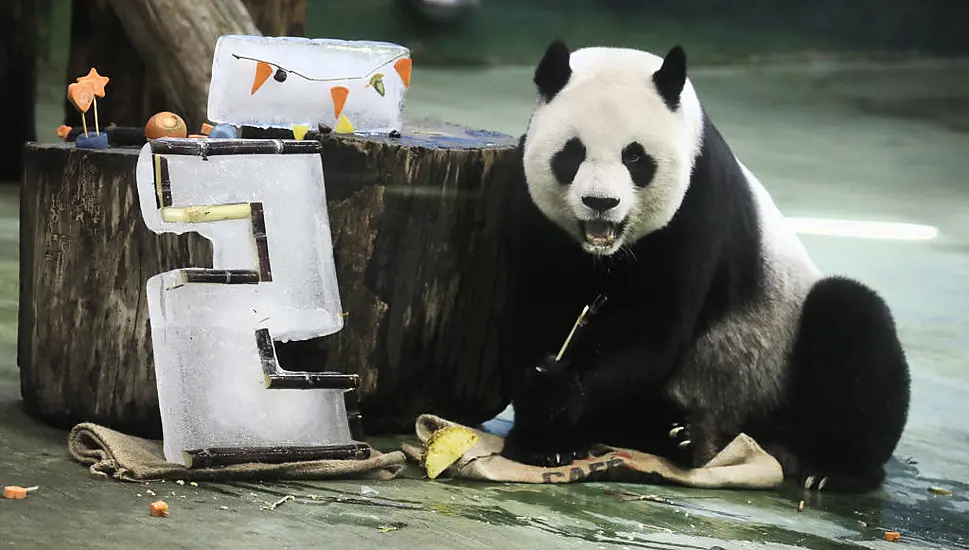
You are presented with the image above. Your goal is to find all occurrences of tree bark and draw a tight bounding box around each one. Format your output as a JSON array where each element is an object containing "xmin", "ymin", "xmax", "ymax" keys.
[
  {"xmin": 19, "ymin": 121, "xmax": 520, "ymax": 437},
  {"xmin": 0, "ymin": 0, "xmax": 38, "ymax": 182},
  {"xmin": 63, "ymin": 0, "xmax": 308, "ymax": 132},
  {"xmin": 19, "ymin": 143, "xmax": 213, "ymax": 437},
  {"xmin": 63, "ymin": 0, "xmax": 171, "ymax": 131},
  {"xmin": 244, "ymin": 0, "xmax": 308, "ymax": 37},
  {"xmin": 103, "ymin": 0, "xmax": 259, "ymax": 131}
]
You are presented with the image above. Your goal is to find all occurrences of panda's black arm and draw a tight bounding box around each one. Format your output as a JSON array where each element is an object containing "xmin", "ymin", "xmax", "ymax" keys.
[{"xmin": 567, "ymin": 257, "xmax": 719, "ymax": 414}]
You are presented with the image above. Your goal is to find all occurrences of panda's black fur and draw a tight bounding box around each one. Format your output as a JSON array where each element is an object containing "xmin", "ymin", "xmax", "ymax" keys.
[{"xmin": 497, "ymin": 40, "xmax": 911, "ymax": 494}]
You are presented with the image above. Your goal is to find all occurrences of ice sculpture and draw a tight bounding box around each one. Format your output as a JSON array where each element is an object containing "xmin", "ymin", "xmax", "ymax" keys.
[
  {"xmin": 207, "ymin": 35, "xmax": 412, "ymax": 134},
  {"xmin": 134, "ymin": 137, "xmax": 366, "ymax": 466}
]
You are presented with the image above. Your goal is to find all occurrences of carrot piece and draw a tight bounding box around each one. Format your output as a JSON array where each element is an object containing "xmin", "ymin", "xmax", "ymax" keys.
[
  {"xmin": 251, "ymin": 61, "xmax": 273, "ymax": 95},
  {"xmin": 330, "ymin": 86, "xmax": 349, "ymax": 119},
  {"xmin": 149, "ymin": 500, "xmax": 169, "ymax": 517},
  {"xmin": 67, "ymin": 81, "xmax": 95, "ymax": 113},
  {"xmin": 884, "ymin": 531, "xmax": 901, "ymax": 542},
  {"xmin": 394, "ymin": 58, "xmax": 412, "ymax": 88},
  {"xmin": 3, "ymin": 486, "xmax": 27, "ymax": 500},
  {"xmin": 76, "ymin": 68, "xmax": 110, "ymax": 98}
]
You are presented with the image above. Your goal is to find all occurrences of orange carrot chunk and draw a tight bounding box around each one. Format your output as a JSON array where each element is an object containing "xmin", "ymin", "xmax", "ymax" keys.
[
  {"xmin": 3, "ymin": 486, "xmax": 27, "ymax": 500},
  {"xmin": 149, "ymin": 500, "xmax": 169, "ymax": 517},
  {"xmin": 884, "ymin": 531, "xmax": 901, "ymax": 542}
]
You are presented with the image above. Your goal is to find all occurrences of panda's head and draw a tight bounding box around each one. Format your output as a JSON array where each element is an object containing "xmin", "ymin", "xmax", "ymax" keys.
[{"xmin": 522, "ymin": 41, "xmax": 705, "ymax": 256}]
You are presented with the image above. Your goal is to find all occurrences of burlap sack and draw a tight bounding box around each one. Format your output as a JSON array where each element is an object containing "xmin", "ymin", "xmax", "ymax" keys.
[
  {"xmin": 402, "ymin": 414, "xmax": 783, "ymax": 489},
  {"xmin": 68, "ymin": 422, "xmax": 406, "ymax": 482}
]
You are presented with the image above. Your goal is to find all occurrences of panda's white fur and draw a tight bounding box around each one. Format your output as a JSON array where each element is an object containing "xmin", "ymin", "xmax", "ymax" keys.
[
  {"xmin": 524, "ymin": 47, "xmax": 704, "ymax": 253},
  {"xmin": 524, "ymin": 46, "xmax": 815, "ymax": 275},
  {"xmin": 499, "ymin": 41, "xmax": 912, "ymax": 494}
]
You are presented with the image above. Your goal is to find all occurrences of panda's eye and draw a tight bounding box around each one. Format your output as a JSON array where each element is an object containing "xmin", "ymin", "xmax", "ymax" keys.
[
  {"xmin": 622, "ymin": 142, "xmax": 646, "ymax": 165},
  {"xmin": 620, "ymin": 141, "xmax": 657, "ymax": 188}
]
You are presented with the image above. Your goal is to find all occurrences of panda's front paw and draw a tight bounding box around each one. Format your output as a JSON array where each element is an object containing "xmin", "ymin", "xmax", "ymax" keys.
[
  {"xmin": 515, "ymin": 355, "xmax": 585, "ymax": 427},
  {"xmin": 500, "ymin": 430, "xmax": 590, "ymax": 467},
  {"xmin": 501, "ymin": 442, "xmax": 589, "ymax": 468},
  {"xmin": 668, "ymin": 418, "xmax": 720, "ymax": 468}
]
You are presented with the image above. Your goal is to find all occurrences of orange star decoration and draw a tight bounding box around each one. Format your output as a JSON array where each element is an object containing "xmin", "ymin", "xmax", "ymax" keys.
[
  {"xmin": 70, "ymin": 67, "xmax": 110, "ymax": 137},
  {"xmin": 77, "ymin": 68, "xmax": 110, "ymax": 97}
]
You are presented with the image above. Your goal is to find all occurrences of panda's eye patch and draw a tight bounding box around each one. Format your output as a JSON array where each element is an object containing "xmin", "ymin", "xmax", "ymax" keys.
[
  {"xmin": 621, "ymin": 141, "xmax": 657, "ymax": 188},
  {"xmin": 551, "ymin": 137, "xmax": 586, "ymax": 185},
  {"xmin": 621, "ymin": 142, "xmax": 646, "ymax": 164}
]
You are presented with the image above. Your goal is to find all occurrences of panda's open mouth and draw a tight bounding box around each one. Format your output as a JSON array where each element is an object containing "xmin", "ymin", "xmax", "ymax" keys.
[{"xmin": 580, "ymin": 219, "xmax": 625, "ymax": 248}]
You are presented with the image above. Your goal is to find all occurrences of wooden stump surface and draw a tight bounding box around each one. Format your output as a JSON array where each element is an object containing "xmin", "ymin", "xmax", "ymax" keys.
[{"xmin": 19, "ymin": 121, "xmax": 521, "ymax": 437}]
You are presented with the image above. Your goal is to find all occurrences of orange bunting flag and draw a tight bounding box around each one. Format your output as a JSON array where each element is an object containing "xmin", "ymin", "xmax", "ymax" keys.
[
  {"xmin": 394, "ymin": 58, "xmax": 412, "ymax": 88},
  {"xmin": 251, "ymin": 61, "xmax": 273, "ymax": 95},
  {"xmin": 330, "ymin": 86, "xmax": 349, "ymax": 119}
]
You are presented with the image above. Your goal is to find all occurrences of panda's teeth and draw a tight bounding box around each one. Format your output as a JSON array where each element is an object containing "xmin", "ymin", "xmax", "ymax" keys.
[
  {"xmin": 582, "ymin": 220, "xmax": 617, "ymax": 246},
  {"xmin": 586, "ymin": 235, "xmax": 615, "ymax": 246}
]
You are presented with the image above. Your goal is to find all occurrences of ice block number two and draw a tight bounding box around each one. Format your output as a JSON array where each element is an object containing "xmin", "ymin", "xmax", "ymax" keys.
[
  {"xmin": 148, "ymin": 143, "xmax": 355, "ymax": 390},
  {"xmin": 151, "ymin": 155, "xmax": 272, "ymax": 284},
  {"xmin": 134, "ymin": 138, "xmax": 365, "ymax": 466}
]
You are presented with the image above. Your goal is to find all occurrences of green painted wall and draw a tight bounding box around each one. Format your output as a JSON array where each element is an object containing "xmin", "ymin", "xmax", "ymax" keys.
[{"xmin": 306, "ymin": 0, "xmax": 968, "ymax": 66}]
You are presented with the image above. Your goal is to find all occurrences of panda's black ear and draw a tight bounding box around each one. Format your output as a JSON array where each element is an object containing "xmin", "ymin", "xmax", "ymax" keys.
[
  {"xmin": 652, "ymin": 45, "xmax": 687, "ymax": 111},
  {"xmin": 534, "ymin": 39, "xmax": 572, "ymax": 102}
]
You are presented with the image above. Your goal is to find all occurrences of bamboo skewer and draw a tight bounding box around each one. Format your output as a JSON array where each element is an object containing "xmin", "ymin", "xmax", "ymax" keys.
[
  {"xmin": 93, "ymin": 97, "xmax": 100, "ymax": 135},
  {"xmin": 554, "ymin": 294, "xmax": 608, "ymax": 362},
  {"xmin": 556, "ymin": 305, "xmax": 590, "ymax": 362}
]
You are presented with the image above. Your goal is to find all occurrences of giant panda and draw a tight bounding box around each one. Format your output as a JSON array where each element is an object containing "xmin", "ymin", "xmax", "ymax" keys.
[{"xmin": 496, "ymin": 40, "xmax": 912, "ymax": 494}]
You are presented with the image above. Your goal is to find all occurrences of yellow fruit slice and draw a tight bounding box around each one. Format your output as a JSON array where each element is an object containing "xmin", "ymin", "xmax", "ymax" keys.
[
  {"xmin": 423, "ymin": 426, "xmax": 478, "ymax": 480},
  {"xmin": 334, "ymin": 113, "xmax": 355, "ymax": 134}
]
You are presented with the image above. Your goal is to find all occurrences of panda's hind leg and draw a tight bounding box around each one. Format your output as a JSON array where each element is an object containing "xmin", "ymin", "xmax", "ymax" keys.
[{"xmin": 784, "ymin": 275, "xmax": 911, "ymax": 493}]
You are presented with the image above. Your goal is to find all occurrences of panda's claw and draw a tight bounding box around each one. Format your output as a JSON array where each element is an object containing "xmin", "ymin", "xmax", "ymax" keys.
[
  {"xmin": 669, "ymin": 423, "xmax": 691, "ymax": 440},
  {"xmin": 803, "ymin": 475, "xmax": 816, "ymax": 490},
  {"xmin": 802, "ymin": 473, "xmax": 830, "ymax": 492},
  {"xmin": 677, "ymin": 439, "xmax": 692, "ymax": 449}
]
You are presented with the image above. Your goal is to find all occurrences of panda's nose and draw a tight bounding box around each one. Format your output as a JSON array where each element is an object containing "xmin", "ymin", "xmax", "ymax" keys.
[{"xmin": 582, "ymin": 196, "xmax": 620, "ymax": 213}]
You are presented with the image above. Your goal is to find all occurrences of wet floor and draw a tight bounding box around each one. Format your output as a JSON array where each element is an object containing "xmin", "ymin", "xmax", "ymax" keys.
[{"xmin": 2, "ymin": 59, "xmax": 969, "ymax": 548}]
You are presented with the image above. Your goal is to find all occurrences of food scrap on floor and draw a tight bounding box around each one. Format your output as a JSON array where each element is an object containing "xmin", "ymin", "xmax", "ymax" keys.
[
  {"xmin": 150, "ymin": 500, "xmax": 169, "ymax": 517},
  {"xmin": 3, "ymin": 485, "xmax": 38, "ymax": 500}
]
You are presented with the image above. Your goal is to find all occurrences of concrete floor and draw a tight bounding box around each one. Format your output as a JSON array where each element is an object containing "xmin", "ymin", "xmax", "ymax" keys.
[{"xmin": 4, "ymin": 59, "xmax": 969, "ymax": 549}]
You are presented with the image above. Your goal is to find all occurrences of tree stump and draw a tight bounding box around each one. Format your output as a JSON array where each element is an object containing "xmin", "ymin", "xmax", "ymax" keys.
[{"xmin": 19, "ymin": 121, "xmax": 521, "ymax": 437}]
